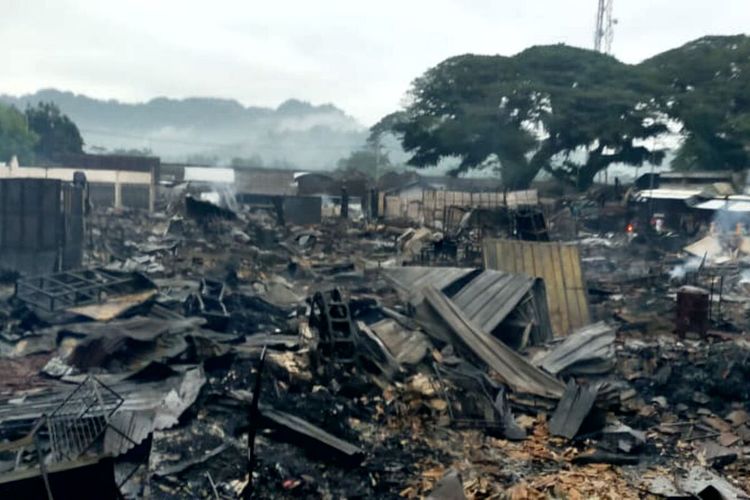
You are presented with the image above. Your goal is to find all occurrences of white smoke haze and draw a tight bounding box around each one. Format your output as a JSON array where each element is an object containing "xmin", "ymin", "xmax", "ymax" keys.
[{"xmin": 670, "ymin": 256, "xmax": 704, "ymax": 281}]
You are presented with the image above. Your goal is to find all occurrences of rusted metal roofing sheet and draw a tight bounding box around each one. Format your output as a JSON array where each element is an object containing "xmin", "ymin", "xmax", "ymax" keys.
[{"xmin": 482, "ymin": 239, "xmax": 590, "ymax": 336}]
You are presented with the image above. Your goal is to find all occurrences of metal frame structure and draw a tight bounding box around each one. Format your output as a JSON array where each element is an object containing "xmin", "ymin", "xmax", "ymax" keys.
[
  {"xmin": 309, "ymin": 288, "xmax": 357, "ymax": 365},
  {"xmin": 15, "ymin": 268, "xmax": 137, "ymax": 312},
  {"xmin": 44, "ymin": 376, "xmax": 125, "ymax": 462},
  {"xmin": 0, "ymin": 376, "xmax": 135, "ymax": 499}
]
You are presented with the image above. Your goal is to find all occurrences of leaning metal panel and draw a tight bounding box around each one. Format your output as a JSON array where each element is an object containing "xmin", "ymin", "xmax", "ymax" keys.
[
  {"xmin": 45, "ymin": 376, "xmax": 124, "ymax": 463},
  {"xmin": 15, "ymin": 268, "xmax": 137, "ymax": 312}
]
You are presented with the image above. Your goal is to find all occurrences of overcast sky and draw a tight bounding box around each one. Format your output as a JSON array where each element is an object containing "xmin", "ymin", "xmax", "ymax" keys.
[{"xmin": 3, "ymin": 0, "xmax": 749, "ymax": 125}]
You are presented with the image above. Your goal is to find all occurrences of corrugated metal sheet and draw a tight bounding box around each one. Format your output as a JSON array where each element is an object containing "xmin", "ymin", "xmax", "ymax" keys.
[
  {"xmin": 482, "ymin": 239, "xmax": 590, "ymax": 336},
  {"xmin": 382, "ymin": 266, "xmax": 476, "ymax": 305},
  {"xmin": 383, "ymin": 266, "xmax": 553, "ymax": 345},
  {"xmin": 423, "ymin": 286, "xmax": 563, "ymax": 399},
  {"xmin": 694, "ymin": 198, "xmax": 750, "ymax": 212},
  {"xmin": 452, "ymin": 271, "xmax": 535, "ymax": 334},
  {"xmin": 634, "ymin": 189, "xmax": 700, "ymax": 201}
]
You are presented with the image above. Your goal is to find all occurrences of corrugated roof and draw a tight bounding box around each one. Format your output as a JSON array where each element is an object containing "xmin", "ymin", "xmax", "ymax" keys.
[
  {"xmin": 659, "ymin": 171, "xmax": 733, "ymax": 180},
  {"xmin": 383, "ymin": 266, "xmax": 476, "ymax": 304},
  {"xmin": 383, "ymin": 266, "xmax": 551, "ymax": 343},
  {"xmin": 452, "ymin": 271, "xmax": 536, "ymax": 334},
  {"xmin": 693, "ymin": 198, "xmax": 750, "ymax": 212},
  {"xmin": 634, "ymin": 189, "xmax": 701, "ymax": 201}
]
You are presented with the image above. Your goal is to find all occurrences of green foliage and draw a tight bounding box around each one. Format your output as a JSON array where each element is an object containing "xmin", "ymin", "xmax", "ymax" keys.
[
  {"xmin": 336, "ymin": 149, "xmax": 391, "ymax": 178},
  {"xmin": 374, "ymin": 36, "xmax": 750, "ymax": 188},
  {"xmin": 642, "ymin": 36, "xmax": 750, "ymax": 171},
  {"xmin": 0, "ymin": 103, "xmax": 37, "ymax": 163},
  {"xmin": 25, "ymin": 102, "xmax": 84, "ymax": 159}
]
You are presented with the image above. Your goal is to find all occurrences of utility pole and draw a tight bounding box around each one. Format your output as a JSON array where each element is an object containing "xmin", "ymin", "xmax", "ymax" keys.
[
  {"xmin": 371, "ymin": 136, "xmax": 381, "ymax": 180},
  {"xmin": 594, "ymin": 0, "xmax": 615, "ymax": 54}
]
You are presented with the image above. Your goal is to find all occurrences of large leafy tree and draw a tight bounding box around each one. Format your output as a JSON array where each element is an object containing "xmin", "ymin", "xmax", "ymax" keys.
[
  {"xmin": 642, "ymin": 35, "xmax": 750, "ymax": 171},
  {"xmin": 372, "ymin": 46, "xmax": 668, "ymax": 189},
  {"xmin": 0, "ymin": 103, "xmax": 37, "ymax": 163},
  {"xmin": 336, "ymin": 149, "xmax": 391, "ymax": 178},
  {"xmin": 25, "ymin": 102, "xmax": 84, "ymax": 160}
]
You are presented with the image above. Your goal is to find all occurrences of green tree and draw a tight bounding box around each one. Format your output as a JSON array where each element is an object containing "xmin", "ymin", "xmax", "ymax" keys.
[
  {"xmin": 0, "ymin": 103, "xmax": 37, "ymax": 163},
  {"xmin": 372, "ymin": 46, "xmax": 669, "ymax": 189},
  {"xmin": 336, "ymin": 149, "xmax": 391, "ymax": 178},
  {"xmin": 25, "ymin": 102, "xmax": 84, "ymax": 159},
  {"xmin": 642, "ymin": 35, "xmax": 750, "ymax": 171}
]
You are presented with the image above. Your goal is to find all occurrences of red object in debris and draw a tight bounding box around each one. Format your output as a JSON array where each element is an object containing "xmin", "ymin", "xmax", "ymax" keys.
[
  {"xmin": 282, "ymin": 479, "xmax": 301, "ymax": 490},
  {"xmin": 626, "ymin": 223, "xmax": 635, "ymax": 233}
]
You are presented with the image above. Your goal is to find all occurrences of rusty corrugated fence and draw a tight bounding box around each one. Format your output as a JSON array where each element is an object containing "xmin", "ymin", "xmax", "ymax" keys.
[{"xmin": 482, "ymin": 239, "xmax": 590, "ymax": 336}]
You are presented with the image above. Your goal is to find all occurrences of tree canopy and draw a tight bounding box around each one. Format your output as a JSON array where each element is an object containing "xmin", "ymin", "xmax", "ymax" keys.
[
  {"xmin": 372, "ymin": 36, "xmax": 750, "ymax": 188},
  {"xmin": 25, "ymin": 102, "xmax": 84, "ymax": 160},
  {"xmin": 642, "ymin": 35, "xmax": 750, "ymax": 171},
  {"xmin": 336, "ymin": 149, "xmax": 391, "ymax": 178},
  {"xmin": 0, "ymin": 104, "xmax": 37, "ymax": 163}
]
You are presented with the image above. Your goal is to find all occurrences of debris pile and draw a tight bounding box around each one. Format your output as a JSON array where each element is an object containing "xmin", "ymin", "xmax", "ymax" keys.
[{"xmin": 0, "ymin": 190, "xmax": 749, "ymax": 499}]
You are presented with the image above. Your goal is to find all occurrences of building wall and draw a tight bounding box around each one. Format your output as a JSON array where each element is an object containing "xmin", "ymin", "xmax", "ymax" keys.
[
  {"xmin": 88, "ymin": 183, "xmax": 116, "ymax": 208},
  {"xmin": 235, "ymin": 168, "xmax": 298, "ymax": 196},
  {"xmin": 2, "ymin": 157, "xmax": 156, "ymax": 212},
  {"xmin": 121, "ymin": 184, "xmax": 151, "ymax": 210},
  {"xmin": 0, "ymin": 178, "xmax": 83, "ymax": 275},
  {"xmin": 282, "ymin": 196, "xmax": 322, "ymax": 225},
  {"xmin": 236, "ymin": 193, "xmax": 323, "ymax": 225}
]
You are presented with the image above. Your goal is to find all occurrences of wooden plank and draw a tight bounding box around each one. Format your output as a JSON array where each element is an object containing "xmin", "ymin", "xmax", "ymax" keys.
[
  {"xmin": 512, "ymin": 240, "xmax": 523, "ymax": 274},
  {"xmin": 562, "ymin": 244, "xmax": 590, "ymax": 329},
  {"xmin": 557, "ymin": 243, "xmax": 578, "ymax": 335},
  {"xmin": 534, "ymin": 243, "xmax": 568, "ymax": 334},
  {"xmin": 539, "ymin": 242, "xmax": 565, "ymax": 337},
  {"xmin": 520, "ymin": 241, "xmax": 535, "ymax": 276},
  {"xmin": 559, "ymin": 243, "xmax": 576, "ymax": 335},
  {"xmin": 548, "ymin": 243, "xmax": 571, "ymax": 336},
  {"xmin": 501, "ymin": 240, "xmax": 512, "ymax": 273}
]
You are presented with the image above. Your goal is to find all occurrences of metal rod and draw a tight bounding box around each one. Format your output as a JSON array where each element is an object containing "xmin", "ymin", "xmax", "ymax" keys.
[
  {"xmin": 34, "ymin": 433, "xmax": 55, "ymax": 500},
  {"xmin": 206, "ymin": 472, "xmax": 220, "ymax": 499},
  {"xmin": 243, "ymin": 345, "xmax": 267, "ymax": 500}
]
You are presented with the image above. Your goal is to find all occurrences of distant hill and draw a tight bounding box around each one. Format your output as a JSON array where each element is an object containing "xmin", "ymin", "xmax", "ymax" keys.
[{"xmin": 0, "ymin": 89, "xmax": 367, "ymax": 168}]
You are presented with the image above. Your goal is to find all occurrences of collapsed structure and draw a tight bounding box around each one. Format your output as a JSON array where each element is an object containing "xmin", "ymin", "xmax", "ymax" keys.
[{"xmin": 0, "ymin": 161, "xmax": 748, "ymax": 499}]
